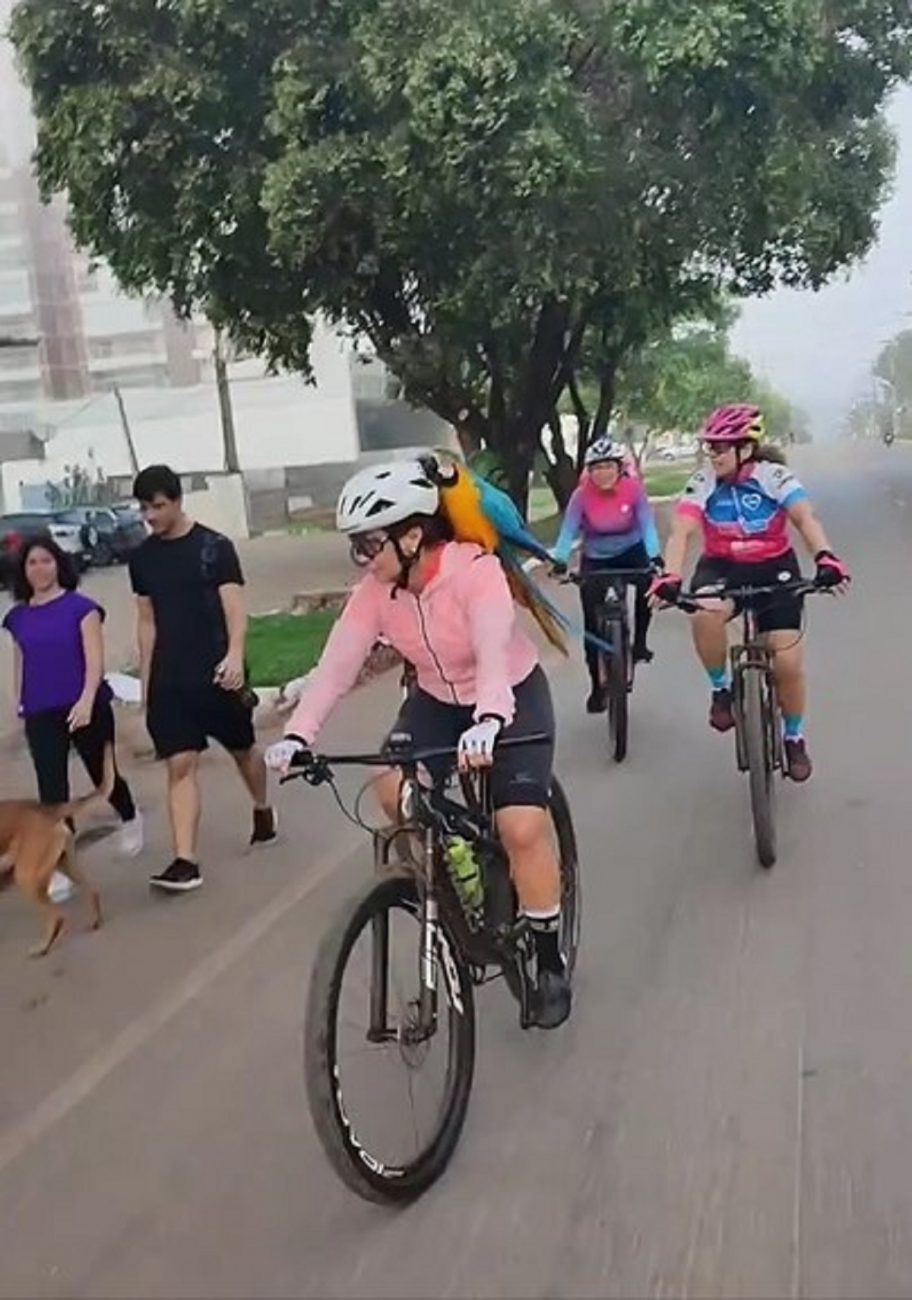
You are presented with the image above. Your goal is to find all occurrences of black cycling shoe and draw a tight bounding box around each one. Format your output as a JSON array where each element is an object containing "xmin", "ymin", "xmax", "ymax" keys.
[
  {"xmin": 534, "ymin": 968, "xmax": 573, "ymax": 1029},
  {"xmin": 586, "ymin": 685, "xmax": 607, "ymax": 714},
  {"xmin": 710, "ymin": 687, "xmax": 736, "ymax": 733},
  {"xmin": 632, "ymin": 643, "xmax": 654, "ymax": 665},
  {"xmin": 785, "ymin": 737, "xmax": 813, "ymax": 783}
]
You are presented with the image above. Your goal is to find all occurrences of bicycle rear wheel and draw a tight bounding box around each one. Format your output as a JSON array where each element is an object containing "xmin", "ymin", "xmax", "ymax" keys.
[
  {"xmin": 742, "ymin": 668, "xmax": 777, "ymax": 868},
  {"xmin": 304, "ymin": 873, "xmax": 476, "ymax": 1203},
  {"xmin": 605, "ymin": 615, "xmax": 630, "ymax": 763}
]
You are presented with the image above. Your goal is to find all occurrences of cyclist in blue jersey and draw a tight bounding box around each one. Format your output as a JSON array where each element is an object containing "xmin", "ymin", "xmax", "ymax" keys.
[{"xmin": 650, "ymin": 405, "xmax": 848, "ymax": 782}]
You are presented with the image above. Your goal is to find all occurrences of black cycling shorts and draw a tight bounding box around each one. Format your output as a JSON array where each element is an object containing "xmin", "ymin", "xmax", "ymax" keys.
[
  {"xmin": 385, "ymin": 666, "xmax": 555, "ymax": 810},
  {"xmin": 690, "ymin": 549, "xmax": 803, "ymax": 633},
  {"xmin": 146, "ymin": 683, "xmax": 256, "ymax": 760}
]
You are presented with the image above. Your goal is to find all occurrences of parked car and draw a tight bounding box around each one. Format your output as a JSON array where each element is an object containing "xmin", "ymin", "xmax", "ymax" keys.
[
  {"xmin": 0, "ymin": 511, "xmax": 89, "ymax": 589},
  {"xmin": 52, "ymin": 504, "xmax": 147, "ymax": 567}
]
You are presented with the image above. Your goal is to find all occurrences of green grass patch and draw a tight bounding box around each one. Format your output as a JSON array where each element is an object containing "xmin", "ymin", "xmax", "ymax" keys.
[
  {"xmin": 246, "ymin": 610, "xmax": 338, "ymax": 686},
  {"xmin": 530, "ymin": 512, "xmax": 561, "ymax": 548},
  {"xmin": 528, "ymin": 485, "xmax": 557, "ymax": 521},
  {"xmin": 643, "ymin": 463, "xmax": 694, "ymax": 497}
]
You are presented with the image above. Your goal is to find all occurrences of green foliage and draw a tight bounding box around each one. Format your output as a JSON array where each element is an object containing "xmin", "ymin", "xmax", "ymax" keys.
[
  {"xmin": 13, "ymin": 0, "xmax": 912, "ymax": 506},
  {"xmin": 615, "ymin": 318, "xmax": 754, "ymax": 435}
]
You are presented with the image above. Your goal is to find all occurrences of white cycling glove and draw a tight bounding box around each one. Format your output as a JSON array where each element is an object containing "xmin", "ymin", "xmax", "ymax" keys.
[
  {"xmin": 265, "ymin": 736, "xmax": 308, "ymax": 774},
  {"xmin": 457, "ymin": 717, "xmax": 503, "ymax": 768}
]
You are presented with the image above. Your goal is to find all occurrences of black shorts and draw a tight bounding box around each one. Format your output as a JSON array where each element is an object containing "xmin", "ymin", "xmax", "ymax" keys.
[
  {"xmin": 386, "ymin": 666, "xmax": 555, "ymax": 810},
  {"xmin": 146, "ymin": 683, "xmax": 256, "ymax": 759},
  {"xmin": 690, "ymin": 550, "xmax": 803, "ymax": 633}
]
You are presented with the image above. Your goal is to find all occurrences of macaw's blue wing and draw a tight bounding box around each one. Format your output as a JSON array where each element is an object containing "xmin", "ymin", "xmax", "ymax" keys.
[{"xmin": 472, "ymin": 472, "xmax": 553, "ymax": 563}]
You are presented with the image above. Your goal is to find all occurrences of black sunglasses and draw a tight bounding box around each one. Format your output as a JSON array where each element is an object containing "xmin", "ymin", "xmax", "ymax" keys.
[{"xmin": 349, "ymin": 532, "xmax": 390, "ymax": 567}]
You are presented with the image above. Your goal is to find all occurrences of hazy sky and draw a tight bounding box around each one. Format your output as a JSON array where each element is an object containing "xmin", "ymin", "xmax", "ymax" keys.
[{"xmin": 733, "ymin": 87, "xmax": 912, "ymax": 438}]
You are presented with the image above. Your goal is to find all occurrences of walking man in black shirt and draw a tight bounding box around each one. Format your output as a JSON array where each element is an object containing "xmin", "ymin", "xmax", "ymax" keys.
[{"xmin": 129, "ymin": 465, "xmax": 277, "ymax": 892}]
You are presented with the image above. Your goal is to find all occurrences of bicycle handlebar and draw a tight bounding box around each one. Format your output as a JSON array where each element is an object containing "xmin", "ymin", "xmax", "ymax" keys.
[
  {"xmin": 279, "ymin": 732, "xmax": 552, "ymax": 785},
  {"xmin": 671, "ymin": 578, "xmax": 822, "ymax": 614},
  {"xmin": 559, "ymin": 567, "xmax": 655, "ymax": 585}
]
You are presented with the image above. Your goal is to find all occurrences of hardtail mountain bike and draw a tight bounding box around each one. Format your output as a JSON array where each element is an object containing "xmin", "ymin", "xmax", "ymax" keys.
[
  {"xmin": 283, "ymin": 735, "xmax": 580, "ymax": 1204},
  {"xmin": 566, "ymin": 567, "xmax": 653, "ymax": 763},
  {"xmin": 675, "ymin": 576, "xmax": 823, "ymax": 869}
]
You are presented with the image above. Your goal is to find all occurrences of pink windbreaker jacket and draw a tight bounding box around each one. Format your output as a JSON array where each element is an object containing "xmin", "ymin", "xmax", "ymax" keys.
[{"xmin": 285, "ymin": 542, "xmax": 540, "ymax": 744}]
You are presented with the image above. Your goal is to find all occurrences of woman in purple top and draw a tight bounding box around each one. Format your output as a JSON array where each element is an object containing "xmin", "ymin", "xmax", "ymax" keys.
[{"xmin": 2, "ymin": 536, "xmax": 142, "ymax": 862}]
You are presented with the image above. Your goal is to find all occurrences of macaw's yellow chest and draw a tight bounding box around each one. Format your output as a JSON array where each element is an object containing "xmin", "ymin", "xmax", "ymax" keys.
[{"xmin": 438, "ymin": 479, "xmax": 499, "ymax": 552}]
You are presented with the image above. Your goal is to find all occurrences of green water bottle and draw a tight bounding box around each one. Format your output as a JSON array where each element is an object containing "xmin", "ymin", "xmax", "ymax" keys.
[{"xmin": 445, "ymin": 836, "xmax": 484, "ymax": 913}]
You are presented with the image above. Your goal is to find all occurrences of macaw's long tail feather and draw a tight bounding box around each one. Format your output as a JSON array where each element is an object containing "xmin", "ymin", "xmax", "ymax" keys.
[
  {"xmin": 505, "ymin": 566, "xmax": 570, "ymax": 656},
  {"xmin": 501, "ymin": 549, "xmax": 617, "ymax": 660}
]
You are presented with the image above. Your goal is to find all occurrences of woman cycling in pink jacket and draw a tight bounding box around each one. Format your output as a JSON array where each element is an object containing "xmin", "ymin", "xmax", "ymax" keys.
[{"xmin": 266, "ymin": 459, "xmax": 571, "ymax": 1029}]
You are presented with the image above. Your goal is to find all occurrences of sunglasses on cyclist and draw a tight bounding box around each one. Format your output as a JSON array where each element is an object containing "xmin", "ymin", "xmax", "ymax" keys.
[
  {"xmin": 349, "ymin": 531, "xmax": 390, "ymax": 567},
  {"xmin": 703, "ymin": 440, "xmax": 743, "ymax": 456}
]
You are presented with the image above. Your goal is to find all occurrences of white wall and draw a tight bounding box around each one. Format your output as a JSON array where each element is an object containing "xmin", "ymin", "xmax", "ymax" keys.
[
  {"xmin": 184, "ymin": 473, "xmax": 250, "ymax": 539},
  {"xmin": 0, "ymin": 322, "xmax": 362, "ymax": 509}
]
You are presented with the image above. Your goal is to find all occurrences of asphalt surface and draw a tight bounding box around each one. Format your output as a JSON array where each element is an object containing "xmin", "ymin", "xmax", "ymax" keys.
[{"xmin": 0, "ymin": 442, "xmax": 909, "ymax": 1299}]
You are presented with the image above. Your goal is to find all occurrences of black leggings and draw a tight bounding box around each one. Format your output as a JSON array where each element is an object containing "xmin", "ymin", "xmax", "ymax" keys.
[
  {"xmin": 580, "ymin": 544, "xmax": 652, "ymax": 683},
  {"xmin": 24, "ymin": 691, "xmax": 136, "ymax": 823}
]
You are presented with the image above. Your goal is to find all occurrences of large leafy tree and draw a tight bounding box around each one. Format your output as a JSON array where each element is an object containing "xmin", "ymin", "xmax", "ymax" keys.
[{"xmin": 13, "ymin": 0, "xmax": 912, "ymax": 508}]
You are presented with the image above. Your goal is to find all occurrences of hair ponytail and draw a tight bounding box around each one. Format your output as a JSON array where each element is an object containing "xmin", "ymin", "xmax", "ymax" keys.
[{"xmin": 749, "ymin": 442, "xmax": 787, "ymax": 466}]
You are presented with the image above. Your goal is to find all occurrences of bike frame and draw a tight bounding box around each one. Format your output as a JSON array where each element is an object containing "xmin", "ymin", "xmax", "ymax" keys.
[
  {"xmin": 730, "ymin": 604, "xmax": 783, "ymax": 776},
  {"xmin": 567, "ymin": 566, "xmax": 652, "ymax": 687},
  {"xmin": 284, "ymin": 735, "xmax": 548, "ymax": 1043},
  {"xmin": 677, "ymin": 577, "xmax": 819, "ymax": 774}
]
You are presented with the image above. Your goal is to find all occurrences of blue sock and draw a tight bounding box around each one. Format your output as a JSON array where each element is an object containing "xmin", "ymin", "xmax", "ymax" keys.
[
  {"xmin": 784, "ymin": 714, "xmax": 804, "ymax": 741},
  {"xmin": 707, "ymin": 666, "xmax": 729, "ymax": 692}
]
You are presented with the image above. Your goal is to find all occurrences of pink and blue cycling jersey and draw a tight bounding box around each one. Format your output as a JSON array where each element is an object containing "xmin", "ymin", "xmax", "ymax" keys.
[
  {"xmin": 552, "ymin": 474, "xmax": 661, "ymax": 566},
  {"xmin": 678, "ymin": 460, "xmax": 808, "ymax": 562}
]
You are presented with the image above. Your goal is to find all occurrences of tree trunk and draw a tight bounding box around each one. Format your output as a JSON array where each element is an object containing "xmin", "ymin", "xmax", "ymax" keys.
[
  {"xmin": 591, "ymin": 362, "xmax": 617, "ymax": 439},
  {"xmin": 213, "ymin": 329, "xmax": 241, "ymax": 474}
]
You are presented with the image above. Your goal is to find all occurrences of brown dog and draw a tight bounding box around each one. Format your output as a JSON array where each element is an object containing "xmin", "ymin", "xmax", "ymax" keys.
[{"xmin": 0, "ymin": 745, "xmax": 115, "ymax": 957}]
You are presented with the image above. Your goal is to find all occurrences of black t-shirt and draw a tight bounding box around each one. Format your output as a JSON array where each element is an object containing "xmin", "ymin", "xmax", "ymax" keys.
[{"xmin": 129, "ymin": 524, "xmax": 244, "ymax": 688}]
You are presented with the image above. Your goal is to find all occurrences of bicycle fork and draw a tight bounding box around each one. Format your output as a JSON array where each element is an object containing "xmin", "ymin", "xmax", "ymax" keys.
[{"xmin": 367, "ymin": 828, "xmax": 458, "ymax": 1046}]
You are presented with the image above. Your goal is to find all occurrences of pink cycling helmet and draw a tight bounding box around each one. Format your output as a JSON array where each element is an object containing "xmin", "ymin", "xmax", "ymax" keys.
[{"xmin": 702, "ymin": 404, "xmax": 765, "ymax": 443}]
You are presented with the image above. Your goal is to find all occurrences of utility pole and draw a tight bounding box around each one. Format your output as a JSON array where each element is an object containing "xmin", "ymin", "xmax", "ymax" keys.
[
  {"xmin": 213, "ymin": 327, "xmax": 241, "ymax": 474},
  {"xmin": 112, "ymin": 384, "xmax": 141, "ymax": 476}
]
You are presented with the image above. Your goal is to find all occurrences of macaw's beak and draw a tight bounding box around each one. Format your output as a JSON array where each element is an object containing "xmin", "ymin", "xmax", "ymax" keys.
[{"xmin": 418, "ymin": 453, "xmax": 459, "ymax": 487}]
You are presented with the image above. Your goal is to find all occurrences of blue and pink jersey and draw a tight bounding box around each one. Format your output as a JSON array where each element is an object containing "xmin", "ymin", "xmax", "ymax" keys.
[
  {"xmin": 552, "ymin": 474, "xmax": 661, "ymax": 566},
  {"xmin": 678, "ymin": 460, "xmax": 807, "ymax": 562}
]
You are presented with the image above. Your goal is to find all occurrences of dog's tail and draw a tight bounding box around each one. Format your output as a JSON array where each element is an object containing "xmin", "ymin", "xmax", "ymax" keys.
[{"xmin": 52, "ymin": 742, "xmax": 117, "ymax": 822}]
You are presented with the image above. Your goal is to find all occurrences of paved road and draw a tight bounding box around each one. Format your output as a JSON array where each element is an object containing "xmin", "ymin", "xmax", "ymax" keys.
[{"xmin": 0, "ymin": 443, "xmax": 909, "ymax": 1299}]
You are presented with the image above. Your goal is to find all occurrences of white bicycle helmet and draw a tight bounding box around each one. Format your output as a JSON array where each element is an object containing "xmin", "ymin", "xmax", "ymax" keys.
[
  {"xmin": 585, "ymin": 436, "xmax": 627, "ymax": 466},
  {"xmin": 335, "ymin": 459, "xmax": 440, "ymax": 535}
]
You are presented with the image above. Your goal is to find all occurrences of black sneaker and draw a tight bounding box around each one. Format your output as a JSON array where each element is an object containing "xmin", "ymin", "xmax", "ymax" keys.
[
  {"xmin": 586, "ymin": 686, "xmax": 607, "ymax": 715},
  {"xmin": 534, "ymin": 968, "xmax": 573, "ymax": 1030},
  {"xmin": 632, "ymin": 644, "xmax": 654, "ymax": 665},
  {"xmin": 250, "ymin": 807, "xmax": 278, "ymax": 848},
  {"xmin": 150, "ymin": 859, "xmax": 202, "ymax": 893},
  {"xmin": 784, "ymin": 737, "xmax": 813, "ymax": 783},
  {"xmin": 710, "ymin": 687, "xmax": 736, "ymax": 733}
]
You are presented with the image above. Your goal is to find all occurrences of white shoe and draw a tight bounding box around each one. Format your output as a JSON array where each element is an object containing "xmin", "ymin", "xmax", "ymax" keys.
[
  {"xmin": 49, "ymin": 871, "xmax": 75, "ymax": 903},
  {"xmin": 118, "ymin": 811, "xmax": 145, "ymax": 859}
]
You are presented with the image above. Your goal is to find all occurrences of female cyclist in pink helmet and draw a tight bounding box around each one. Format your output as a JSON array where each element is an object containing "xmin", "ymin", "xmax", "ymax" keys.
[{"xmin": 649, "ymin": 404, "xmax": 849, "ymax": 783}]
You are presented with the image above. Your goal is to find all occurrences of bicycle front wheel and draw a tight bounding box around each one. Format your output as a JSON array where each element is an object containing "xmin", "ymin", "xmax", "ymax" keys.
[
  {"xmin": 742, "ymin": 668, "xmax": 777, "ymax": 869},
  {"xmin": 550, "ymin": 776, "xmax": 581, "ymax": 976},
  {"xmin": 605, "ymin": 616, "xmax": 629, "ymax": 763},
  {"xmin": 304, "ymin": 874, "xmax": 476, "ymax": 1203}
]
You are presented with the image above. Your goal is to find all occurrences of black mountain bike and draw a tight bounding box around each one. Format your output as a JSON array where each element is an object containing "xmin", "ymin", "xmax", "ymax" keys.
[
  {"xmin": 567, "ymin": 568, "xmax": 653, "ymax": 763},
  {"xmin": 675, "ymin": 577, "xmax": 821, "ymax": 868},
  {"xmin": 283, "ymin": 736, "xmax": 580, "ymax": 1204}
]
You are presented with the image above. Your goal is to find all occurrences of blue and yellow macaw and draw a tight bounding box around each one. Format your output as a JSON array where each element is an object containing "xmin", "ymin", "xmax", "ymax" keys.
[{"xmin": 419, "ymin": 452, "xmax": 570, "ymax": 656}]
